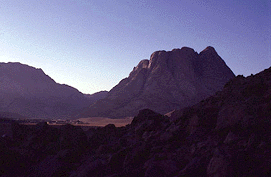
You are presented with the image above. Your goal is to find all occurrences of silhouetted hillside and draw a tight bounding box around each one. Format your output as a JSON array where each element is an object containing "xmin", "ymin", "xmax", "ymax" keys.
[
  {"xmin": 1, "ymin": 66, "xmax": 270, "ymax": 176},
  {"xmin": 0, "ymin": 62, "xmax": 97, "ymax": 119}
]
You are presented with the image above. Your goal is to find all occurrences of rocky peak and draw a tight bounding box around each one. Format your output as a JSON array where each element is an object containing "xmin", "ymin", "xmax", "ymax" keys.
[
  {"xmin": 168, "ymin": 47, "xmax": 198, "ymax": 81},
  {"xmin": 199, "ymin": 46, "xmax": 223, "ymax": 64},
  {"xmin": 129, "ymin": 59, "xmax": 149, "ymax": 78},
  {"xmin": 176, "ymin": 46, "xmax": 196, "ymax": 55},
  {"xmin": 137, "ymin": 59, "xmax": 149, "ymax": 69},
  {"xmin": 80, "ymin": 46, "xmax": 235, "ymax": 118},
  {"xmin": 148, "ymin": 50, "xmax": 168, "ymax": 71},
  {"xmin": 200, "ymin": 46, "xmax": 216, "ymax": 53},
  {"xmin": 197, "ymin": 47, "xmax": 235, "ymax": 92}
]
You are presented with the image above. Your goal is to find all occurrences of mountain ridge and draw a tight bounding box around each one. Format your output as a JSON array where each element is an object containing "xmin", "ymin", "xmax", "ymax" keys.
[
  {"xmin": 0, "ymin": 62, "xmax": 104, "ymax": 119},
  {"xmin": 80, "ymin": 46, "xmax": 235, "ymax": 118},
  {"xmin": 1, "ymin": 66, "xmax": 270, "ymax": 176}
]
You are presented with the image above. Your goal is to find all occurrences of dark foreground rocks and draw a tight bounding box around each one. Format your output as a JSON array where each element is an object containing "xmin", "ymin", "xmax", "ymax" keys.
[{"xmin": 1, "ymin": 67, "xmax": 271, "ymax": 176}]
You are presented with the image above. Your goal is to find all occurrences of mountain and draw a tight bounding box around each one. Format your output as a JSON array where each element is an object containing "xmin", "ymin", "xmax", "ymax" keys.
[
  {"xmin": 2, "ymin": 66, "xmax": 270, "ymax": 176},
  {"xmin": 0, "ymin": 62, "xmax": 94, "ymax": 119},
  {"xmin": 80, "ymin": 46, "xmax": 235, "ymax": 118},
  {"xmin": 84, "ymin": 91, "xmax": 108, "ymax": 102}
]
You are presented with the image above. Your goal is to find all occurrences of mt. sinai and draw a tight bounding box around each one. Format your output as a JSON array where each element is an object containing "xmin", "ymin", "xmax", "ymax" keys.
[{"xmin": 80, "ymin": 46, "xmax": 235, "ymax": 118}]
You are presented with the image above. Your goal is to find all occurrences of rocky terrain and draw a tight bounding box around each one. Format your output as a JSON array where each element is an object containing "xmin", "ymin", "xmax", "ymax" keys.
[
  {"xmin": 80, "ymin": 46, "xmax": 235, "ymax": 118},
  {"xmin": 1, "ymin": 66, "xmax": 270, "ymax": 176},
  {"xmin": 0, "ymin": 62, "xmax": 105, "ymax": 119}
]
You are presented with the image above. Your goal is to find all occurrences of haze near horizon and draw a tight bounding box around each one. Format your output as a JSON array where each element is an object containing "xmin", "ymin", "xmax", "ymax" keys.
[{"xmin": 0, "ymin": 0, "xmax": 270, "ymax": 94}]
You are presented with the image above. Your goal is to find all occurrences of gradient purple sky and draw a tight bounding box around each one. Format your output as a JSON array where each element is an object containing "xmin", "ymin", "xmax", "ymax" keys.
[{"xmin": 0, "ymin": 0, "xmax": 270, "ymax": 94}]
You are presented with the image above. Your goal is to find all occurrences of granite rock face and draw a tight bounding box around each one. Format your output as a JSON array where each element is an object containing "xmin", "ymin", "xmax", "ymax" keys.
[
  {"xmin": 80, "ymin": 46, "xmax": 235, "ymax": 118},
  {"xmin": 0, "ymin": 62, "xmax": 96, "ymax": 119}
]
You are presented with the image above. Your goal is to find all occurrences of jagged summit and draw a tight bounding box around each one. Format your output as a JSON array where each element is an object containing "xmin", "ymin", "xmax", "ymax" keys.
[
  {"xmin": 201, "ymin": 45, "xmax": 216, "ymax": 52},
  {"xmin": 80, "ymin": 46, "xmax": 235, "ymax": 118}
]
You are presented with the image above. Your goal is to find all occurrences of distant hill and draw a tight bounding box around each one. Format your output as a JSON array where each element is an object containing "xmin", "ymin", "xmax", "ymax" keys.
[
  {"xmin": 79, "ymin": 46, "xmax": 235, "ymax": 118},
  {"xmin": 84, "ymin": 91, "xmax": 108, "ymax": 102},
  {"xmin": 0, "ymin": 62, "xmax": 103, "ymax": 119}
]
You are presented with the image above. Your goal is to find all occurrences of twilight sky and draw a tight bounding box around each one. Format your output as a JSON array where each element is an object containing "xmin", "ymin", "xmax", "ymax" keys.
[{"xmin": 0, "ymin": 0, "xmax": 270, "ymax": 94}]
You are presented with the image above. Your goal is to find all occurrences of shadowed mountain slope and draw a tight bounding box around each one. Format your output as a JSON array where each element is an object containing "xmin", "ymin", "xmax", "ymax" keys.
[
  {"xmin": 80, "ymin": 46, "xmax": 235, "ymax": 118},
  {"xmin": 1, "ymin": 66, "xmax": 270, "ymax": 177},
  {"xmin": 0, "ymin": 62, "xmax": 101, "ymax": 119}
]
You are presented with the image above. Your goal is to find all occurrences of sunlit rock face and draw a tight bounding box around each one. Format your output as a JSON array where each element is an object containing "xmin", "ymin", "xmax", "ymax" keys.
[
  {"xmin": 0, "ymin": 62, "xmax": 94, "ymax": 119},
  {"xmin": 80, "ymin": 46, "xmax": 235, "ymax": 118}
]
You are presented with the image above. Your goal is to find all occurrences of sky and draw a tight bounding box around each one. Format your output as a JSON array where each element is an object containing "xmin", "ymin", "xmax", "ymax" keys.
[{"xmin": 0, "ymin": 0, "xmax": 270, "ymax": 94}]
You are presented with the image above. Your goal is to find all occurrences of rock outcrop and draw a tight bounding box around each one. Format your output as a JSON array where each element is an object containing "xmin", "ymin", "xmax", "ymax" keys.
[
  {"xmin": 0, "ymin": 62, "xmax": 101, "ymax": 119},
  {"xmin": 80, "ymin": 46, "xmax": 235, "ymax": 118},
  {"xmin": 1, "ymin": 66, "xmax": 270, "ymax": 176}
]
